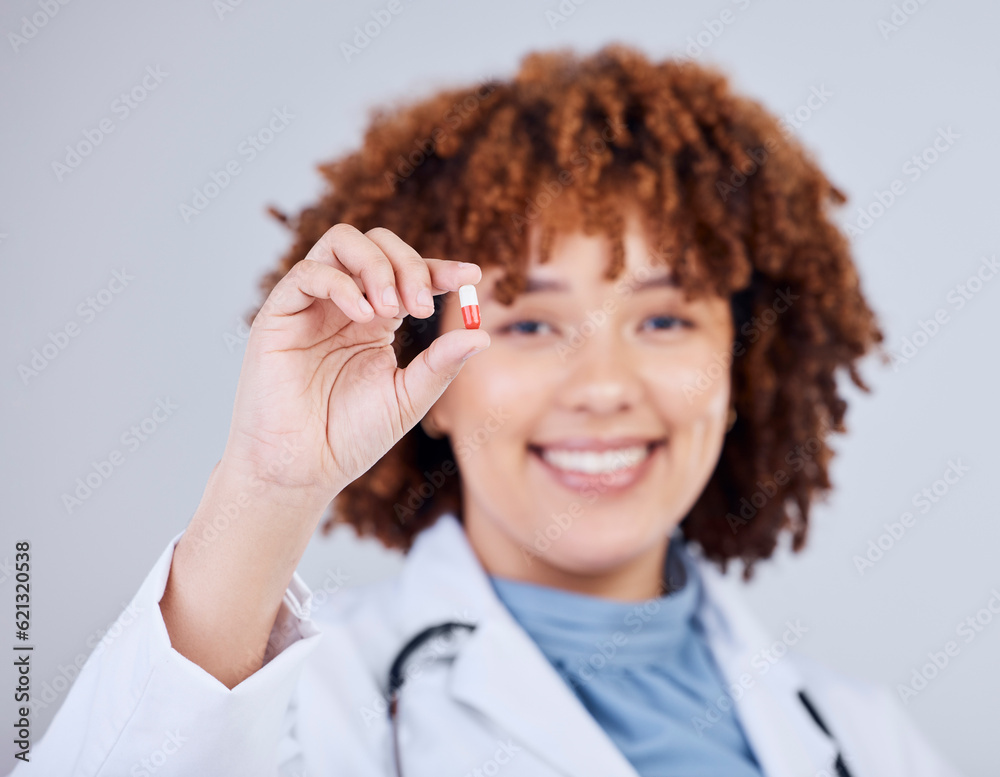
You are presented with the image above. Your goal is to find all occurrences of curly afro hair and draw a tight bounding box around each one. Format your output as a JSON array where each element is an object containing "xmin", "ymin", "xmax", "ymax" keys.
[{"xmin": 248, "ymin": 43, "xmax": 888, "ymax": 580}]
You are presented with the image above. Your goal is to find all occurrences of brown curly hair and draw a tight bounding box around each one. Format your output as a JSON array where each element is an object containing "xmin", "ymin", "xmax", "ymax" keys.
[{"xmin": 248, "ymin": 43, "xmax": 888, "ymax": 580}]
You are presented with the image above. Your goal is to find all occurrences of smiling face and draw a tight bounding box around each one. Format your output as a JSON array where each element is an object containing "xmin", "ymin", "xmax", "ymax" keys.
[{"xmin": 428, "ymin": 205, "xmax": 735, "ymax": 601}]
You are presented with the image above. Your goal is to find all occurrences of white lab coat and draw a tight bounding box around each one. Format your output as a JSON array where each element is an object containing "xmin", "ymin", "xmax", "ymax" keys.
[{"xmin": 12, "ymin": 512, "xmax": 964, "ymax": 777}]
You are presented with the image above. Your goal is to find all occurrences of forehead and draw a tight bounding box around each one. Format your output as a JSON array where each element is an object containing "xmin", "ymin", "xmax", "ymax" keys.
[{"xmin": 479, "ymin": 209, "xmax": 677, "ymax": 303}]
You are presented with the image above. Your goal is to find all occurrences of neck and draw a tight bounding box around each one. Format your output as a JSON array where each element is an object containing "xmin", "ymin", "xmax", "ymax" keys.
[{"xmin": 463, "ymin": 509, "xmax": 670, "ymax": 603}]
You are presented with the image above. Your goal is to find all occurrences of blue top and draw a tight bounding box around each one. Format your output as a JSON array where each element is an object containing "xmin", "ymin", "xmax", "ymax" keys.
[{"xmin": 488, "ymin": 533, "xmax": 764, "ymax": 776}]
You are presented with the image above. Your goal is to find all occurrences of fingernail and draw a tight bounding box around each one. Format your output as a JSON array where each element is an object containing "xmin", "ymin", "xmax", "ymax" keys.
[
  {"xmin": 416, "ymin": 288, "xmax": 433, "ymax": 309},
  {"xmin": 462, "ymin": 346, "xmax": 486, "ymax": 362},
  {"xmin": 358, "ymin": 297, "xmax": 374, "ymax": 316},
  {"xmin": 382, "ymin": 286, "xmax": 399, "ymax": 308}
]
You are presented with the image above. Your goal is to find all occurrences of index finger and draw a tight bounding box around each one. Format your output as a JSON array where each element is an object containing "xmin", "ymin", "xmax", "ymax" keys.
[
  {"xmin": 305, "ymin": 223, "xmax": 483, "ymax": 318},
  {"xmin": 303, "ymin": 224, "xmax": 400, "ymax": 318},
  {"xmin": 421, "ymin": 257, "xmax": 483, "ymax": 294}
]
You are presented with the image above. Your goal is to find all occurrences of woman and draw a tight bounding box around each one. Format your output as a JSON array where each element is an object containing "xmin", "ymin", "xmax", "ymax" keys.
[{"xmin": 19, "ymin": 45, "xmax": 964, "ymax": 776}]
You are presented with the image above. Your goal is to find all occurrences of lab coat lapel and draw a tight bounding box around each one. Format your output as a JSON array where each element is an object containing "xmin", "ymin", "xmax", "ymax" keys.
[
  {"xmin": 394, "ymin": 513, "xmax": 841, "ymax": 777},
  {"xmin": 692, "ymin": 551, "xmax": 840, "ymax": 777},
  {"xmin": 396, "ymin": 513, "xmax": 640, "ymax": 777},
  {"xmin": 450, "ymin": 611, "xmax": 642, "ymax": 777}
]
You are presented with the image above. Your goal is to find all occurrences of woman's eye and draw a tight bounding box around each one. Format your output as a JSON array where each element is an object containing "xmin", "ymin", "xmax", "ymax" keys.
[
  {"xmin": 644, "ymin": 315, "xmax": 689, "ymax": 331},
  {"xmin": 501, "ymin": 320, "xmax": 553, "ymax": 335},
  {"xmin": 499, "ymin": 315, "xmax": 688, "ymax": 336}
]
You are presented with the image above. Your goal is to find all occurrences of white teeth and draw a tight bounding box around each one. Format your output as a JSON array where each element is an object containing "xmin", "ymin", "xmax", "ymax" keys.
[{"xmin": 539, "ymin": 445, "xmax": 650, "ymax": 475}]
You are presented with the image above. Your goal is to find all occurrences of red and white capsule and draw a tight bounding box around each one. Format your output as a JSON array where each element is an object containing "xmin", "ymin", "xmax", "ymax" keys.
[{"xmin": 459, "ymin": 284, "xmax": 480, "ymax": 329}]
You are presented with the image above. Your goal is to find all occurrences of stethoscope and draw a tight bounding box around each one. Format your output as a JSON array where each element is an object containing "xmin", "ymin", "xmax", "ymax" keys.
[{"xmin": 385, "ymin": 621, "xmax": 856, "ymax": 777}]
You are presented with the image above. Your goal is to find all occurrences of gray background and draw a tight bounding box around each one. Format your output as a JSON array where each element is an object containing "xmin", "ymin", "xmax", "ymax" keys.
[{"xmin": 2, "ymin": 0, "xmax": 998, "ymax": 773}]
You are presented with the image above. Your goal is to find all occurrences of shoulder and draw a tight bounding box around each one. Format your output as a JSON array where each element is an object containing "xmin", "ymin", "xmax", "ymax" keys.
[
  {"xmin": 787, "ymin": 652, "xmax": 966, "ymax": 777},
  {"xmin": 685, "ymin": 550, "xmax": 965, "ymax": 776},
  {"xmin": 789, "ymin": 651, "xmax": 888, "ymax": 708}
]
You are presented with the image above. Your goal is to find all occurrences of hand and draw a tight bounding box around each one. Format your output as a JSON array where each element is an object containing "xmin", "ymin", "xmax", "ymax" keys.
[{"xmin": 220, "ymin": 223, "xmax": 490, "ymax": 500}]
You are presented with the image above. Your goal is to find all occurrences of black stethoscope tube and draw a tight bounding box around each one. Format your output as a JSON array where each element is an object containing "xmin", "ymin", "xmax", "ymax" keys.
[
  {"xmin": 386, "ymin": 621, "xmax": 477, "ymax": 777},
  {"xmin": 387, "ymin": 621, "xmax": 855, "ymax": 777}
]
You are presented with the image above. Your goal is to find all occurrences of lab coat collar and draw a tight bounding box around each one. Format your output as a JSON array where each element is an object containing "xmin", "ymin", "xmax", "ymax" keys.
[
  {"xmin": 691, "ymin": 543, "xmax": 840, "ymax": 776},
  {"xmin": 393, "ymin": 513, "xmax": 839, "ymax": 777}
]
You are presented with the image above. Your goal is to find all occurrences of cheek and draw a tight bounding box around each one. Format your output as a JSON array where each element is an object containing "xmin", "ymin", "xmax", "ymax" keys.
[
  {"xmin": 648, "ymin": 342, "xmax": 732, "ymax": 420},
  {"xmin": 441, "ymin": 346, "xmax": 545, "ymax": 449}
]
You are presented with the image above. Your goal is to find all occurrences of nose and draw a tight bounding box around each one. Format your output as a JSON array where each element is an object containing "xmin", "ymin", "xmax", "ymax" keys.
[{"xmin": 555, "ymin": 326, "xmax": 643, "ymax": 415}]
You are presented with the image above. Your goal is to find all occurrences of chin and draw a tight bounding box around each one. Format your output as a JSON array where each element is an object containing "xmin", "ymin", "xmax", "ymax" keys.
[{"xmin": 527, "ymin": 524, "xmax": 656, "ymax": 576}]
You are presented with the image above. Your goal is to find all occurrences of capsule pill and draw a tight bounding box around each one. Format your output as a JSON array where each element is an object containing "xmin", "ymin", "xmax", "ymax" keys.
[{"xmin": 459, "ymin": 284, "xmax": 480, "ymax": 329}]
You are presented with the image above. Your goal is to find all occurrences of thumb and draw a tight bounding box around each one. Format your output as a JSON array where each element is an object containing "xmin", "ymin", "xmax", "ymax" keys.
[{"xmin": 398, "ymin": 329, "xmax": 491, "ymax": 429}]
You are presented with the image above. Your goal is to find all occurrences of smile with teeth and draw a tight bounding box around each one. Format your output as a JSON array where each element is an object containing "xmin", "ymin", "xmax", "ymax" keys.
[{"xmin": 536, "ymin": 444, "xmax": 655, "ymax": 475}]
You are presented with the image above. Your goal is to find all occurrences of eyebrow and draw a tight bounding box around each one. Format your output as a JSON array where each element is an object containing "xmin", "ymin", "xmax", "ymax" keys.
[{"xmin": 483, "ymin": 272, "xmax": 679, "ymax": 301}]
